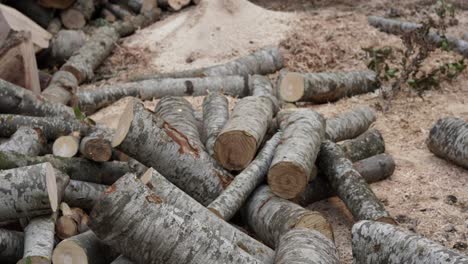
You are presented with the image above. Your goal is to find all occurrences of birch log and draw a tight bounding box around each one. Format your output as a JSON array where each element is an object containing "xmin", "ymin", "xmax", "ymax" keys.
[
  {"xmin": 242, "ymin": 185, "xmax": 334, "ymax": 248},
  {"xmin": 140, "ymin": 168, "xmax": 275, "ymax": 263},
  {"xmin": 268, "ymin": 109, "xmax": 325, "ymax": 199},
  {"xmin": 17, "ymin": 216, "xmax": 55, "ymax": 264},
  {"xmin": 214, "ymin": 96, "xmax": 273, "ymax": 170},
  {"xmin": 41, "ymin": 70, "xmax": 78, "ymax": 105},
  {"xmin": 318, "ymin": 141, "xmax": 395, "ymax": 224},
  {"xmin": 275, "ymin": 228, "xmax": 339, "ymax": 264},
  {"xmin": 89, "ymin": 173, "xmax": 263, "ymax": 264},
  {"xmin": 76, "ymin": 75, "xmax": 246, "ymax": 114},
  {"xmin": 249, "ymin": 74, "xmax": 279, "ymax": 113},
  {"xmin": 339, "ymin": 128, "xmax": 386, "ymax": 162},
  {"xmin": 426, "ymin": 117, "xmax": 468, "ymax": 169},
  {"xmin": 112, "ymin": 99, "xmax": 232, "ymax": 205},
  {"xmin": 133, "ymin": 46, "xmax": 284, "ymax": 80},
  {"xmin": 202, "ymin": 93, "xmax": 229, "ymax": 156},
  {"xmin": 0, "ymin": 127, "xmax": 46, "ymax": 156},
  {"xmin": 278, "ymin": 70, "xmax": 379, "ymax": 103},
  {"xmin": 0, "ymin": 228, "xmax": 23, "ymax": 263},
  {"xmin": 326, "ymin": 106, "xmax": 376, "ymax": 142},
  {"xmin": 64, "ymin": 180, "xmax": 107, "ymax": 210},
  {"xmin": 352, "ymin": 220, "xmax": 468, "ymax": 264},
  {"xmin": 208, "ymin": 132, "xmax": 281, "ymax": 220}
]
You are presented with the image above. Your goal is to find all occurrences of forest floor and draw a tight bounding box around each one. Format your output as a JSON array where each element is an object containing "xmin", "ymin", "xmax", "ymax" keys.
[{"xmin": 91, "ymin": 0, "xmax": 468, "ymax": 262}]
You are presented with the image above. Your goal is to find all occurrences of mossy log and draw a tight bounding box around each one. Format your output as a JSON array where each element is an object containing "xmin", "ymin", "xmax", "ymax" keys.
[
  {"xmin": 64, "ymin": 180, "xmax": 108, "ymax": 210},
  {"xmin": 0, "ymin": 228, "xmax": 23, "ymax": 263},
  {"xmin": 17, "ymin": 216, "xmax": 55, "ymax": 264},
  {"xmin": 339, "ymin": 128, "xmax": 386, "ymax": 162},
  {"xmin": 326, "ymin": 106, "xmax": 376, "ymax": 142},
  {"xmin": 0, "ymin": 127, "xmax": 46, "ymax": 156},
  {"xmin": 202, "ymin": 93, "xmax": 229, "ymax": 157}
]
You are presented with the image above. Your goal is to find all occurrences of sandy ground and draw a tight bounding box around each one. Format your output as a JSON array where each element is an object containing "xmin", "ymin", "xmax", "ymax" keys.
[{"xmin": 92, "ymin": 0, "xmax": 468, "ymax": 262}]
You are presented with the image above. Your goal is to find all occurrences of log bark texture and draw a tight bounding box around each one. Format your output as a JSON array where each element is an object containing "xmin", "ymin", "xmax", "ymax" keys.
[
  {"xmin": 318, "ymin": 141, "xmax": 395, "ymax": 224},
  {"xmin": 0, "ymin": 228, "xmax": 23, "ymax": 263},
  {"xmin": 208, "ymin": 132, "xmax": 281, "ymax": 220},
  {"xmin": 242, "ymin": 185, "xmax": 334, "ymax": 248},
  {"xmin": 279, "ymin": 70, "xmax": 379, "ymax": 103},
  {"xmin": 0, "ymin": 127, "xmax": 46, "ymax": 156},
  {"xmin": 268, "ymin": 109, "xmax": 325, "ymax": 199},
  {"xmin": 111, "ymin": 255, "xmax": 134, "ymax": 264},
  {"xmin": 202, "ymin": 93, "xmax": 229, "ymax": 157},
  {"xmin": 41, "ymin": 70, "xmax": 78, "ymax": 105},
  {"xmin": 89, "ymin": 173, "xmax": 263, "ymax": 264},
  {"xmin": 326, "ymin": 106, "xmax": 376, "ymax": 142},
  {"xmin": 352, "ymin": 220, "xmax": 468, "ymax": 264},
  {"xmin": 339, "ymin": 128, "xmax": 386, "ymax": 162},
  {"xmin": 17, "ymin": 216, "xmax": 55, "ymax": 264},
  {"xmin": 249, "ymin": 74, "xmax": 279, "ymax": 113},
  {"xmin": 64, "ymin": 180, "xmax": 107, "ymax": 210},
  {"xmin": 112, "ymin": 99, "xmax": 232, "ymax": 205},
  {"xmin": 275, "ymin": 228, "xmax": 339, "ymax": 264},
  {"xmin": 426, "ymin": 117, "xmax": 468, "ymax": 169},
  {"xmin": 214, "ymin": 95, "xmax": 274, "ymax": 170}
]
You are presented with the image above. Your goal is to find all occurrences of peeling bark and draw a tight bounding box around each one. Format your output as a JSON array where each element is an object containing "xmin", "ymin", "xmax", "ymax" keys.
[
  {"xmin": 17, "ymin": 216, "xmax": 55, "ymax": 264},
  {"xmin": 326, "ymin": 106, "xmax": 376, "ymax": 142},
  {"xmin": 64, "ymin": 180, "xmax": 107, "ymax": 210},
  {"xmin": 0, "ymin": 228, "xmax": 23, "ymax": 263},
  {"xmin": 202, "ymin": 93, "xmax": 229, "ymax": 157},
  {"xmin": 339, "ymin": 128, "xmax": 385, "ymax": 162},
  {"xmin": 0, "ymin": 127, "xmax": 46, "ymax": 156}
]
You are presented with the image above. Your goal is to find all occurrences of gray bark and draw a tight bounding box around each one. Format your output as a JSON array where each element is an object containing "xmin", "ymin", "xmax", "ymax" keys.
[
  {"xmin": 113, "ymin": 99, "xmax": 232, "ymax": 205},
  {"xmin": 318, "ymin": 141, "xmax": 395, "ymax": 224},
  {"xmin": 89, "ymin": 173, "xmax": 263, "ymax": 264},
  {"xmin": 339, "ymin": 128, "xmax": 386, "ymax": 162},
  {"xmin": 111, "ymin": 255, "xmax": 134, "ymax": 264},
  {"xmin": 464, "ymin": 32, "xmax": 468, "ymax": 42},
  {"xmin": 0, "ymin": 127, "xmax": 46, "ymax": 156},
  {"xmin": 64, "ymin": 180, "xmax": 108, "ymax": 210},
  {"xmin": 268, "ymin": 109, "xmax": 325, "ymax": 199},
  {"xmin": 105, "ymin": 3, "xmax": 133, "ymax": 20},
  {"xmin": 42, "ymin": 70, "xmax": 79, "ymax": 105},
  {"xmin": 202, "ymin": 93, "xmax": 229, "ymax": 157},
  {"xmin": 215, "ymin": 96, "xmax": 274, "ymax": 170},
  {"xmin": 352, "ymin": 220, "xmax": 468, "ymax": 264},
  {"xmin": 208, "ymin": 132, "xmax": 281, "ymax": 220},
  {"xmin": 275, "ymin": 228, "xmax": 339, "ymax": 264},
  {"xmin": 242, "ymin": 185, "xmax": 334, "ymax": 248},
  {"xmin": 0, "ymin": 228, "xmax": 23, "ymax": 263},
  {"xmin": 427, "ymin": 117, "xmax": 468, "ymax": 169},
  {"xmin": 60, "ymin": 0, "xmax": 95, "ymax": 29},
  {"xmin": 249, "ymin": 74, "xmax": 279, "ymax": 113},
  {"xmin": 17, "ymin": 216, "xmax": 55, "ymax": 264},
  {"xmin": 141, "ymin": 168, "xmax": 275, "ymax": 263},
  {"xmin": 132, "ymin": 47, "xmax": 284, "ymax": 80},
  {"xmin": 326, "ymin": 106, "xmax": 376, "ymax": 142}
]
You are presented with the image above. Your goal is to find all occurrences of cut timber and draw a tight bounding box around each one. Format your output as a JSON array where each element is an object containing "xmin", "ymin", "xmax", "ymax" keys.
[
  {"xmin": 60, "ymin": 0, "xmax": 95, "ymax": 29},
  {"xmin": 52, "ymin": 230, "xmax": 115, "ymax": 264},
  {"xmin": 0, "ymin": 79, "xmax": 74, "ymax": 117},
  {"xmin": 90, "ymin": 173, "xmax": 263, "ymax": 264},
  {"xmin": 56, "ymin": 215, "xmax": 79, "ymax": 239},
  {"xmin": 158, "ymin": 0, "xmax": 191, "ymax": 11},
  {"xmin": 297, "ymin": 154, "xmax": 396, "ymax": 206},
  {"xmin": 368, "ymin": 16, "xmax": 468, "ymax": 58},
  {"xmin": 3, "ymin": 0, "xmax": 54, "ymax": 29},
  {"xmin": 0, "ymin": 228, "xmax": 23, "ymax": 263},
  {"xmin": 105, "ymin": 3, "xmax": 134, "ymax": 20},
  {"xmin": 275, "ymin": 228, "xmax": 339, "ymax": 264},
  {"xmin": 111, "ymin": 255, "xmax": 134, "ymax": 264},
  {"xmin": 47, "ymin": 18, "xmax": 62, "ymax": 35},
  {"xmin": 352, "ymin": 220, "xmax": 468, "ymax": 264},
  {"xmin": 53, "ymin": 132, "xmax": 80, "ymax": 158},
  {"xmin": 427, "ymin": 117, "xmax": 468, "ymax": 169},
  {"xmin": 112, "ymin": 99, "xmax": 232, "ymax": 205},
  {"xmin": 110, "ymin": 0, "xmax": 153, "ymax": 14},
  {"xmin": 0, "ymin": 127, "xmax": 46, "ymax": 156},
  {"xmin": 242, "ymin": 185, "xmax": 334, "ymax": 248},
  {"xmin": 202, "ymin": 93, "xmax": 229, "ymax": 157},
  {"xmin": 214, "ymin": 95, "xmax": 274, "ymax": 170},
  {"xmin": 141, "ymin": 168, "xmax": 275, "ymax": 263},
  {"xmin": 318, "ymin": 141, "xmax": 395, "ymax": 224},
  {"xmin": 208, "ymin": 133, "xmax": 281, "ymax": 220},
  {"xmin": 268, "ymin": 109, "xmax": 325, "ymax": 199},
  {"xmin": 42, "ymin": 71, "xmax": 79, "ymax": 105},
  {"xmin": 339, "ymin": 128, "xmax": 385, "ymax": 162},
  {"xmin": 0, "ymin": 151, "xmax": 134, "ymax": 185},
  {"xmin": 279, "ymin": 71, "xmax": 379, "ymax": 103},
  {"xmin": 64, "ymin": 180, "xmax": 107, "ymax": 210},
  {"xmin": 17, "ymin": 216, "xmax": 55, "ymax": 264},
  {"xmin": 50, "ymin": 30, "xmax": 87, "ymax": 66},
  {"xmin": 38, "ymin": 0, "xmax": 76, "ymax": 9},
  {"xmin": 0, "ymin": 4, "xmax": 52, "ymax": 50},
  {"xmin": 249, "ymin": 74, "xmax": 279, "ymax": 113},
  {"xmin": 0, "ymin": 31, "xmax": 41, "ymax": 94},
  {"xmin": 326, "ymin": 106, "xmax": 376, "ymax": 142},
  {"xmin": 79, "ymin": 133, "xmax": 112, "ymax": 162},
  {"xmin": 76, "ymin": 75, "xmax": 246, "ymax": 114},
  {"xmin": 0, "ymin": 163, "xmax": 62, "ymax": 221},
  {"xmin": 101, "ymin": 8, "xmax": 117, "ymax": 22}
]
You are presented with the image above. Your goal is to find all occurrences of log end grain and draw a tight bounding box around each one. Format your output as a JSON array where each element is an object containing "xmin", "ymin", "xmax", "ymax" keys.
[
  {"xmin": 45, "ymin": 163, "xmax": 59, "ymax": 213},
  {"xmin": 52, "ymin": 135, "xmax": 79, "ymax": 158},
  {"xmin": 112, "ymin": 100, "xmax": 135, "ymax": 147},
  {"xmin": 60, "ymin": 9, "xmax": 86, "ymax": 30},
  {"xmin": 214, "ymin": 131, "xmax": 257, "ymax": 171},
  {"xmin": 52, "ymin": 239, "xmax": 88, "ymax": 264},
  {"xmin": 268, "ymin": 162, "xmax": 309, "ymax": 199},
  {"xmin": 80, "ymin": 137, "xmax": 112, "ymax": 162},
  {"xmin": 56, "ymin": 215, "xmax": 79, "ymax": 240},
  {"xmin": 279, "ymin": 72, "xmax": 305, "ymax": 102},
  {"xmin": 295, "ymin": 211, "xmax": 335, "ymax": 242}
]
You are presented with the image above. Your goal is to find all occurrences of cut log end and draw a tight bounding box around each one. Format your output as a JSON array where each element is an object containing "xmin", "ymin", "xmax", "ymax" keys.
[
  {"xmin": 268, "ymin": 162, "xmax": 308, "ymax": 199},
  {"xmin": 279, "ymin": 72, "xmax": 305, "ymax": 102},
  {"xmin": 60, "ymin": 9, "xmax": 86, "ymax": 30},
  {"xmin": 52, "ymin": 240, "xmax": 88, "ymax": 264},
  {"xmin": 56, "ymin": 215, "xmax": 78, "ymax": 239},
  {"xmin": 80, "ymin": 138, "xmax": 112, "ymax": 162},
  {"xmin": 167, "ymin": 0, "xmax": 191, "ymax": 10},
  {"xmin": 17, "ymin": 256, "xmax": 51, "ymax": 264},
  {"xmin": 45, "ymin": 163, "xmax": 59, "ymax": 213},
  {"xmin": 214, "ymin": 131, "xmax": 257, "ymax": 171},
  {"xmin": 53, "ymin": 135, "xmax": 79, "ymax": 158},
  {"xmin": 295, "ymin": 212, "xmax": 335, "ymax": 242},
  {"xmin": 112, "ymin": 101, "xmax": 135, "ymax": 147}
]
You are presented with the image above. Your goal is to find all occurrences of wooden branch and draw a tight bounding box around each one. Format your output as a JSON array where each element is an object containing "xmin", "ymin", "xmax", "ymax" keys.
[
  {"xmin": 339, "ymin": 128, "xmax": 385, "ymax": 162},
  {"xmin": 64, "ymin": 180, "xmax": 107, "ymax": 210},
  {"xmin": 17, "ymin": 216, "xmax": 55, "ymax": 264},
  {"xmin": 202, "ymin": 93, "xmax": 229, "ymax": 157},
  {"xmin": 326, "ymin": 106, "xmax": 376, "ymax": 142},
  {"xmin": 0, "ymin": 126, "xmax": 46, "ymax": 156},
  {"xmin": 0, "ymin": 228, "xmax": 23, "ymax": 263}
]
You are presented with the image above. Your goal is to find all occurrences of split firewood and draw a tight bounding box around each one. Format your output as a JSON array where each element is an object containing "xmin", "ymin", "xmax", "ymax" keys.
[
  {"xmin": 318, "ymin": 141, "xmax": 396, "ymax": 224},
  {"xmin": 0, "ymin": 228, "xmax": 24, "ymax": 263},
  {"xmin": 79, "ymin": 132, "xmax": 113, "ymax": 162},
  {"xmin": 368, "ymin": 16, "xmax": 468, "ymax": 58},
  {"xmin": 297, "ymin": 154, "xmax": 396, "ymax": 206},
  {"xmin": 352, "ymin": 220, "xmax": 468, "ymax": 264},
  {"xmin": 326, "ymin": 106, "xmax": 376, "ymax": 142},
  {"xmin": 106, "ymin": 3, "xmax": 134, "ymax": 20},
  {"xmin": 53, "ymin": 132, "xmax": 81, "ymax": 158},
  {"xmin": 112, "ymin": 99, "xmax": 232, "ymax": 205},
  {"xmin": 202, "ymin": 93, "xmax": 229, "ymax": 156},
  {"xmin": 75, "ymin": 75, "xmax": 246, "ymax": 114},
  {"xmin": 141, "ymin": 168, "xmax": 275, "ymax": 263},
  {"xmin": 275, "ymin": 228, "xmax": 339, "ymax": 264},
  {"xmin": 42, "ymin": 71, "xmax": 79, "ymax": 105},
  {"xmin": 208, "ymin": 133, "xmax": 281, "ymax": 220},
  {"xmin": 0, "ymin": 31, "xmax": 41, "ymax": 94},
  {"xmin": 47, "ymin": 18, "xmax": 62, "ymax": 34},
  {"xmin": 111, "ymin": 255, "xmax": 134, "ymax": 264},
  {"xmin": 214, "ymin": 95, "xmax": 274, "ymax": 170},
  {"xmin": 339, "ymin": 128, "xmax": 386, "ymax": 162},
  {"xmin": 268, "ymin": 109, "xmax": 325, "ymax": 199},
  {"xmin": 3, "ymin": 0, "xmax": 54, "ymax": 29},
  {"xmin": 17, "ymin": 216, "xmax": 55, "ymax": 264},
  {"xmin": 52, "ymin": 230, "xmax": 116, "ymax": 264},
  {"xmin": 158, "ymin": 0, "xmax": 191, "ymax": 11},
  {"xmin": 0, "ymin": 127, "xmax": 46, "ymax": 156},
  {"xmin": 90, "ymin": 173, "xmax": 264, "ymax": 264},
  {"xmin": 101, "ymin": 8, "xmax": 117, "ymax": 22},
  {"xmin": 242, "ymin": 185, "xmax": 334, "ymax": 248},
  {"xmin": 133, "ymin": 46, "xmax": 284, "ymax": 80},
  {"xmin": 64, "ymin": 180, "xmax": 107, "ymax": 210},
  {"xmin": 427, "ymin": 117, "xmax": 468, "ymax": 169},
  {"xmin": 38, "ymin": 0, "xmax": 76, "ymax": 9},
  {"xmin": 60, "ymin": 0, "xmax": 95, "ymax": 29}
]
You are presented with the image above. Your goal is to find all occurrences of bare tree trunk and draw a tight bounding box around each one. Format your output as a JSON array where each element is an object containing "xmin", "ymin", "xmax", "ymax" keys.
[
  {"xmin": 339, "ymin": 128, "xmax": 385, "ymax": 162},
  {"xmin": 0, "ymin": 228, "xmax": 23, "ymax": 263},
  {"xmin": 326, "ymin": 106, "xmax": 376, "ymax": 142},
  {"xmin": 0, "ymin": 127, "xmax": 46, "ymax": 156},
  {"xmin": 17, "ymin": 216, "xmax": 55, "ymax": 264},
  {"xmin": 202, "ymin": 93, "xmax": 229, "ymax": 157}
]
